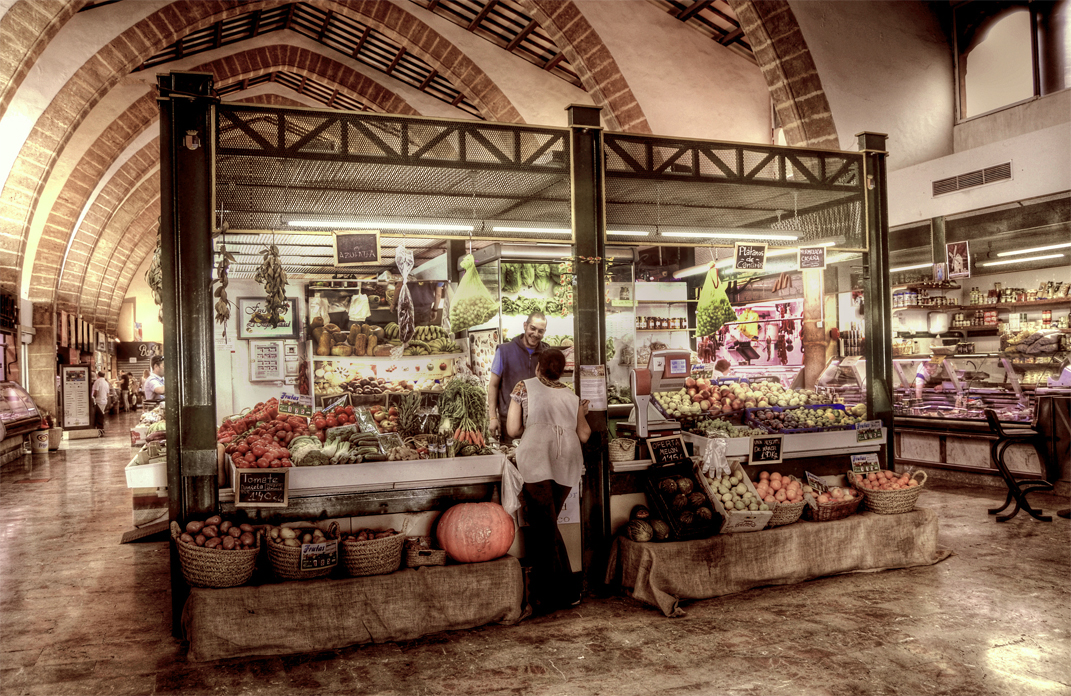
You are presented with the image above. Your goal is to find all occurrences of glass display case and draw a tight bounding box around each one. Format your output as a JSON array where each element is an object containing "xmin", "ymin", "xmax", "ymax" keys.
[{"xmin": 0, "ymin": 381, "xmax": 42, "ymax": 438}]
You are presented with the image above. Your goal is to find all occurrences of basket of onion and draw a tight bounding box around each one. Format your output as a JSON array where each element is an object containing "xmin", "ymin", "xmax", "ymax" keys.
[{"xmin": 847, "ymin": 469, "xmax": 926, "ymax": 515}]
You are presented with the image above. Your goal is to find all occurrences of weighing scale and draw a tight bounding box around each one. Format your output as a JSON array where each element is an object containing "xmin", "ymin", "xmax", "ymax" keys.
[{"xmin": 620, "ymin": 349, "xmax": 692, "ymax": 439}]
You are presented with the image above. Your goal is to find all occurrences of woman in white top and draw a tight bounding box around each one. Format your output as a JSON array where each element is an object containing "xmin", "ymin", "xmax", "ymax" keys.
[{"xmin": 506, "ymin": 348, "xmax": 590, "ymax": 614}]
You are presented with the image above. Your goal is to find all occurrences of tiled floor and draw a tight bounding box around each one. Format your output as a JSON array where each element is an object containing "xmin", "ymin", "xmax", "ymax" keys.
[{"xmin": 1, "ymin": 410, "xmax": 1069, "ymax": 696}]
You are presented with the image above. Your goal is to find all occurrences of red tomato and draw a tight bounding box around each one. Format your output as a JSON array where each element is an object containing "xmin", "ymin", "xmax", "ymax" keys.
[
  {"xmin": 313, "ymin": 419, "xmax": 326, "ymax": 430},
  {"xmin": 237, "ymin": 443, "xmax": 250, "ymax": 454},
  {"xmin": 251, "ymin": 446, "xmax": 266, "ymax": 458},
  {"xmin": 279, "ymin": 450, "xmax": 291, "ymax": 459},
  {"xmin": 281, "ymin": 423, "xmax": 292, "ymax": 432},
  {"xmin": 244, "ymin": 452, "xmax": 256, "ymax": 463},
  {"xmin": 326, "ymin": 416, "xmax": 338, "ymax": 428}
]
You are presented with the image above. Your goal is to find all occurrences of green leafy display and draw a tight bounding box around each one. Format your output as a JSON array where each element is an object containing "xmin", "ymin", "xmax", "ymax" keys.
[{"xmin": 696, "ymin": 267, "xmax": 736, "ymax": 337}]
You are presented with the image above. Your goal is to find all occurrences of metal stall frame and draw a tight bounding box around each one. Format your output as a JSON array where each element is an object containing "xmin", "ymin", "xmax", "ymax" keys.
[{"xmin": 158, "ymin": 71, "xmax": 892, "ymax": 630}]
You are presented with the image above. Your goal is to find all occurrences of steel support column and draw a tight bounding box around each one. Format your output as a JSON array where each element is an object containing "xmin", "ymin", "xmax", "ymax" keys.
[
  {"xmin": 930, "ymin": 216, "xmax": 946, "ymax": 265},
  {"xmin": 567, "ymin": 104, "xmax": 609, "ymax": 592},
  {"xmin": 159, "ymin": 72, "xmax": 219, "ymax": 636},
  {"xmin": 858, "ymin": 132, "xmax": 894, "ymax": 469}
]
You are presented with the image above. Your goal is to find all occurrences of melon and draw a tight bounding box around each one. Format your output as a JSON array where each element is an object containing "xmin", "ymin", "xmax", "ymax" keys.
[
  {"xmin": 688, "ymin": 492, "xmax": 707, "ymax": 508},
  {"xmin": 630, "ymin": 505, "xmax": 651, "ymax": 521},
  {"xmin": 678, "ymin": 510, "xmax": 695, "ymax": 526},
  {"xmin": 671, "ymin": 493, "xmax": 689, "ymax": 512},
  {"xmin": 659, "ymin": 478, "xmax": 678, "ymax": 496},
  {"xmin": 696, "ymin": 506, "xmax": 713, "ymax": 521},
  {"xmin": 627, "ymin": 519, "xmax": 654, "ymax": 542},
  {"xmin": 676, "ymin": 477, "xmax": 694, "ymax": 496},
  {"xmin": 651, "ymin": 519, "xmax": 671, "ymax": 541},
  {"xmin": 436, "ymin": 502, "xmax": 515, "ymax": 564}
]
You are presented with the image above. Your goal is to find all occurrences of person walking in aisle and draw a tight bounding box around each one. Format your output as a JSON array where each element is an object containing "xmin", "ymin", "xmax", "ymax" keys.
[
  {"xmin": 487, "ymin": 311, "xmax": 548, "ymax": 443},
  {"xmin": 119, "ymin": 372, "xmax": 131, "ymax": 412},
  {"xmin": 506, "ymin": 348, "xmax": 591, "ymax": 614},
  {"xmin": 143, "ymin": 356, "xmax": 165, "ymax": 404},
  {"xmin": 92, "ymin": 371, "xmax": 110, "ymax": 435}
]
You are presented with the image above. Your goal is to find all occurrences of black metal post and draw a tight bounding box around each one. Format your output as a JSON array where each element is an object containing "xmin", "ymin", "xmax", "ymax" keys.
[
  {"xmin": 158, "ymin": 72, "xmax": 219, "ymax": 636},
  {"xmin": 567, "ymin": 104, "xmax": 610, "ymax": 593},
  {"xmin": 857, "ymin": 132, "xmax": 895, "ymax": 469},
  {"xmin": 930, "ymin": 217, "xmax": 946, "ymax": 265}
]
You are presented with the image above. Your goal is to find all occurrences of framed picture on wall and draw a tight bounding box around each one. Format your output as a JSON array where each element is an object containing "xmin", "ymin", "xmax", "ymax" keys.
[
  {"xmin": 236, "ymin": 298, "xmax": 300, "ymax": 340},
  {"xmin": 946, "ymin": 241, "xmax": 971, "ymax": 279}
]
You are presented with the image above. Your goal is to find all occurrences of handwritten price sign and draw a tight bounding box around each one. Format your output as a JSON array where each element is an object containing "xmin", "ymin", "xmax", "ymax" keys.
[{"xmin": 749, "ymin": 435, "xmax": 783, "ymax": 464}]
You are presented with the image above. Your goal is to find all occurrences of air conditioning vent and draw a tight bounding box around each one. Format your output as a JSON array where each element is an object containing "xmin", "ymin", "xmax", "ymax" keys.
[{"xmin": 932, "ymin": 162, "xmax": 1012, "ymax": 197}]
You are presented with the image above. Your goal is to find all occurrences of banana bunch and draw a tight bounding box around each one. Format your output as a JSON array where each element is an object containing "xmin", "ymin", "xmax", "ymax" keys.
[
  {"xmin": 414, "ymin": 325, "xmax": 449, "ymax": 341},
  {"xmin": 253, "ymin": 244, "xmax": 288, "ymax": 327},
  {"xmin": 427, "ymin": 337, "xmax": 459, "ymax": 354},
  {"xmin": 384, "ymin": 322, "xmax": 400, "ymax": 339},
  {"xmin": 403, "ymin": 345, "xmax": 431, "ymax": 356}
]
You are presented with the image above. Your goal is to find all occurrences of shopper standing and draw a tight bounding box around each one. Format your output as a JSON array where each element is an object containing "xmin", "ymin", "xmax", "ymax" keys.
[
  {"xmin": 487, "ymin": 311, "xmax": 548, "ymax": 442},
  {"xmin": 506, "ymin": 348, "xmax": 591, "ymax": 614},
  {"xmin": 92, "ymin": 371, "xmax": 110, "ymax": 434},
  {"xmin": 143, "ymin": 356, "xmax": 165, "ymax": 404},
  {"xmin": 119, "ymin": 372, "xmax": 131, "ymax": 412}
]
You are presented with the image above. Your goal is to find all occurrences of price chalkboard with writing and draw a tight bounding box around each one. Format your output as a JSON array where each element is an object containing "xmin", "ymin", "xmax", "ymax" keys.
[
  {"xmin": 646, "ymin": 434, "xmax": 688, "ymax": 465},
  {"xmin": 333, "ymin": 230, "xmax": 380, "ymax": 266},
  {"xmin": 300, "ymin": 541, "xmax": 338, "ymax": 571},
  {"xmin": 749, "ymin": 435, "xmax": 783, "ymax": 464},
  {"xmin": 734, "ymin": 243, "xmax": 767, "ymax": 271},
  {"xmin": 235, "ymin": 468, "xmax": 290, "ymax": 508},
  {"xmin": 798, "ymin": 246, "xmax": 827, "ymax": 270}
]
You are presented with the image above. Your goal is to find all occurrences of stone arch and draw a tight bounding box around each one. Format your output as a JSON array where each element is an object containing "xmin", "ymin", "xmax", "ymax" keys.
[
  {"xmin": 36, "ymin": 44, "xmax": 422, "ymax": 309},
  {"xmin": 96, "ymin": 203, "xmax": 161, "ymax": 334},
  {"xmin": 726, "ymin": 0, "xmax": 839, "ymax": 148},
  {"xmin": 517, "ymin": 0, "xmax": 651, "ymax": 133},
  {"xmin": 3, "ymin": 0, "xmax": 522, "ymax": 295},
  {"xmin": 0, "ymin": 0, "xmax": 90, "ymax": 119}
]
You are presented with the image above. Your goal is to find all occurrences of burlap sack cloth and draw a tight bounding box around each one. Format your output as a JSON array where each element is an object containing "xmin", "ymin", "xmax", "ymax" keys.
[
  {"xmin": 183, "ymin": 556, "xmax": 524, "ymax": 662},
  {"xmin": 606, "ymin": 509, "xmax": 953, "ymax": 617}
]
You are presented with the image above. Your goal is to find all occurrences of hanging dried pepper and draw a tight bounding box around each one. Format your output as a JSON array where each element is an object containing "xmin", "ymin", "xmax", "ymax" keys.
[
  {"xmin": 254, "ymin": 243, "xmax": 288, "ymax": 327},
  {"xmin": 212, "ymin": 243, "xmax": 235, "ymax": 338}
]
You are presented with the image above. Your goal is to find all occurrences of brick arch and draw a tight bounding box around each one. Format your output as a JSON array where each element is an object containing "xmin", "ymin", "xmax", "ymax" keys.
[
  {"xmin": 516, "ymin": 0, "xmax": 650, "ymax": 133},
  {"xmin": 96, "ymin": 202, "xmax": 161, "ymax": 333},
  {"xmin": 199, "ymin": 44, "xmax": 420, "ymax": 115},
  {"xmin": 2, "ymin": 0, "xmax": 522, "ymax": 295},
  {"xmin": 0, "ymin": 0, "xmax": 91, "ymax": 120},
  {"xmin": 231, "ymin": 93, "xmax": 310, "ymax": 108},
  {"xmin": 726, "ymin": 0, "xmax": 839, "ymax": 149},
  {"xmin": 40, "ymin": 44, "xmax": 422, "ymax": 309}
]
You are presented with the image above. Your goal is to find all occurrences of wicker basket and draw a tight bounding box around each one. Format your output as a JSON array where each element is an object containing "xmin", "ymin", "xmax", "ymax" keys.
[
  {"xmin": 266, "ymin": 522, "xmax": 340, "ymax": 581},
  {"xmin": 608, "ymin": 438, "xmax": 636, "ymax": 462},
  {"xmin": 848, "ymin": 470, "xmax": 927, "ymax": 515},
  {"xmin": 767, "ymin": 498, "xmax": 806, "ymax": 527},
  {"xmin": 404, "ymin": 536, "xmax": 447, "ymax": 568},
  {"xmin": 170, "ymin": 521, "xmax": 260, "ymax": 589},
  {"xmin": 802, "ymin": 492, "xmax": 864, "ymax": 522},
  {"xmin": 341, "ymin": 532, "xmax": 405, "ymax": 577}
]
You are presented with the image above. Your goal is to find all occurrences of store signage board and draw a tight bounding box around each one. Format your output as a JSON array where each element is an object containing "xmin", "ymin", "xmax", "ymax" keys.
[
  {"xmin": 856, "ymin": 420, "xmax": 883, "ymax": 443},
  {"xmin": 734, "ymin": 243, "xmax": 767, "ymax": 271},
  {"xmin": 300, "ymin": 541, "xmax": 338, "ymax": 571},
  {"xmin": 60, "ymin": 365, "xmax": 92, "ymax": 429},
  {"xmin": 647, "ymin": 434, "xmax": 689, "ymax": 465},
  {"xmin": 279, "ymin": 392, "xmax": 312, "ymax": 418},
  {"xmin": 806, "ymin": 472, "xmax": 829, "ymax": 494},
  {"xmin": 234, "ymin": 468, "xmax": 290, "ymax": 508},
  {"xmin": 749, "ymin": 434, "xmax": 783, "ymax": 464},
  {"xmin": 798, "ymin": 246, "xmax": 827, "ymax": 270},
  {"xmin": 851, "ymin": 453, "xmax": 881, "ymax": 475},
  {"xmin": 333, "ymin": 230, "xmax": 381, "ymax": 266}
]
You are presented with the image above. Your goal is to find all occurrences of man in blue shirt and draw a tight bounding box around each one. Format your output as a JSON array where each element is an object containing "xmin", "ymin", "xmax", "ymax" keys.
[
  {"xmin": 143, "ymin": 355, "xmax": 165, "ymax": 404},
  {"xmin": 487, "ymin": 311, "xmax": 548, "ymax": 442}
]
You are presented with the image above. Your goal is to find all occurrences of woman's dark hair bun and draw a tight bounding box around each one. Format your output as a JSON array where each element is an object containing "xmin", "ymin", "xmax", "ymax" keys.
[{"xmin": 539, "ymin": 348, "xmax": 567, "ymax": 381}]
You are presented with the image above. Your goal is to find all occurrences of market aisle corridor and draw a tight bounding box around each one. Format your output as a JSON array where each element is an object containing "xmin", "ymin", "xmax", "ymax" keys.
[{"xmin": 1, "ymin": 415, "xmax": 1069, "ymax": 696}]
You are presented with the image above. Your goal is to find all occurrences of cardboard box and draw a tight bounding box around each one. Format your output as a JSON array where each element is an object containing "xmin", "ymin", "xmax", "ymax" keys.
[{"xmin": 696, "ymin": 460, "xmax": 772, "ymax": 533}]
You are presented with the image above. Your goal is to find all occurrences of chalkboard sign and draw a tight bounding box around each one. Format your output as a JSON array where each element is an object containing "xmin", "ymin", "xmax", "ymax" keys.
[
  {"xmin": 333, "ymin": 230, "xmax": 380, "ymax": 266},
  {"xmin": 749, "ymin": 434, "xmax": 783, "ymax": 464},
  {"xmin": 856, "ymin": 419, "xmax": 883, "ymax": 443},
  {"xmin": 647, "ymin": 434, "xmax": 688, "ymax": 465},
  {"xmin": 300, "ymin": 541, "xmax": 338, "ymax": 571},
  {"xmin": 235, "ymin": 468, "xmax": 290, "ymax": 508},
  {"xmin": 851, "ymin": 453, "xmax": 880, "ymax": 475},
  {"xmin": 805, "ymin": 471, "xmax": 829, "ymax": 493},
  {"xmin": 798, "ymin": 246, "xmax": 827, "ymax": 270},
  {"xmin": 734, "ymin": 243, "xmax": 767, "ymax": 271}
]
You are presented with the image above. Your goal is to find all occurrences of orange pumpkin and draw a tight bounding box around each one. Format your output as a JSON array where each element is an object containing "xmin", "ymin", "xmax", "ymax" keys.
[{"xmin": 436, "ymin": 502, "xmax": 515, "ymax": 563}]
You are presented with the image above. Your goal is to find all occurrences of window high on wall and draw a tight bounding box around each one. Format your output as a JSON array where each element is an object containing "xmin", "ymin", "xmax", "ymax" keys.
[{"xmin": 955, "ymin": 0, "xmax": 1070, "ymax": 120}]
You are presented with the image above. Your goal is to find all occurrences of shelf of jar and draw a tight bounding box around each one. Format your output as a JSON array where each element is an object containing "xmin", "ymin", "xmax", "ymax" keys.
[
  {"xmin": 636, "ymin": 328, "xmax": 691, "ymax": 333},
  {"xmin": 311, "ymin": 352, "xmax": 465, "ymax": 361},
  {"xmin": 893, "ymin": 298, "xmax": 1070, "ymax": 313}
]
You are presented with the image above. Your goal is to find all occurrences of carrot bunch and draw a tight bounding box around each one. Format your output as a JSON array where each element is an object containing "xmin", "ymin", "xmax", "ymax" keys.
[{"xmin": 453, "ymin": 415, "xmax": 486, "ymax": 447}]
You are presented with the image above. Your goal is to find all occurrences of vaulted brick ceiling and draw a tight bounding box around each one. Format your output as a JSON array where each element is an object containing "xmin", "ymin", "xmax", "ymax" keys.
[{"xmin": 2, "ymin": 0, "xmax": 834, "ymax": 336}]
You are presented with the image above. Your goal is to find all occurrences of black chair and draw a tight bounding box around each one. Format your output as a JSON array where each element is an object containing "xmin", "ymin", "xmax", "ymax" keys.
[{"xmin": 983, "ymin": 409, "xmax": 1053, "ymax": 522}]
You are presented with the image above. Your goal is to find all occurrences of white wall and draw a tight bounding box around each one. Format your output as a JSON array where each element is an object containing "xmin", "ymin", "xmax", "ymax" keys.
[
  {"xmin": 887, "ymin": 124, "xmax": 1071, "ymax": 227},
  {"xmin": 955, "ymin": 91, "xmax": 1071, "ymax": 152},
  {"xmin": 791, "ymin": 0, "xmax": 954, "ymax": 171},
  {"xmin": 122, "ymin": 254, "xmax": 164, "ymax": 343},
  {"xmin": 577, "ymin": 0, "xmax": 770, "ymax": 142}
]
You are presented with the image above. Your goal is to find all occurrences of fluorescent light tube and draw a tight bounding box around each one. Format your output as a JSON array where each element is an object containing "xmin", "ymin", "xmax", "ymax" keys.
[
  {"xmin": 673, "ymin": 263, "xmax": 713, "ymax": 279},
  {"xmin": 980, "ymin": 253, "xmax": 1065, "ymax": 267},
  {"xmin": 607, "ymin": 230, "xmax": 650, "ymax": 236},
  {"xmin": 661, "ymin": 231, "xmax": 798, "ymax": 241},
  {"xmin": 492, "ymin": 226, "xmax": 572, "ymax": 235},
  {"xmin": 288, "ymin": 220, "xmax": 474, "ymax": 231},
  {"xmin": 996, "ymin": 242, "xmax": 1071, "ymax": 257},
  {"xmin": 889, "ymin": 262, "xmax": 934, "ymax": 273}
]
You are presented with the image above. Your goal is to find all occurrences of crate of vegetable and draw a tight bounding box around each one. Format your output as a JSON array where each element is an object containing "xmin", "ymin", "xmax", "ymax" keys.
[
  {"xmin": 696, "ymin": 460, "xmax": 773, "ymax": 533},
  {"xmin": 641, "ymin": 461, "xmax": 719, "ymax": 541}
]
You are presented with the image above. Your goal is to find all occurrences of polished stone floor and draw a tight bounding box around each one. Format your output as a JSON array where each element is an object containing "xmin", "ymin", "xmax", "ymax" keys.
[{"xmin": 1, "ymin": 410, "xmax": 1069, "ymax": 696}]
